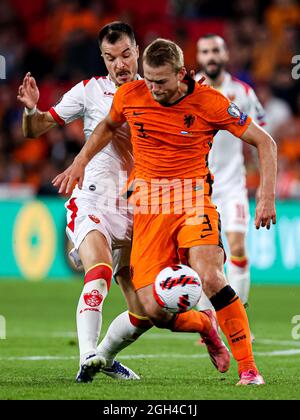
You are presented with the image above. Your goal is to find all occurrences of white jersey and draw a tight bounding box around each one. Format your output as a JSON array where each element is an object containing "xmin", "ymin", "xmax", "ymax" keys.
[
  {"xmin": 49, "ymin": 75, "xmax": 138, "ymax": 272},
  {"xmin": 49, "ymin": 75, "xmax": 135, "ymax": 195},
  {"xmin": 195, "ymin": 72, "xmax": 266, "ymax": 198}
]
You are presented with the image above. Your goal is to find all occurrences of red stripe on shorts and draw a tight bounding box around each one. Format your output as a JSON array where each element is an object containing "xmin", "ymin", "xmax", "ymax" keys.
[{"xmin": 66, "ymin": 197, "xmax": 78, "ymax": 233}]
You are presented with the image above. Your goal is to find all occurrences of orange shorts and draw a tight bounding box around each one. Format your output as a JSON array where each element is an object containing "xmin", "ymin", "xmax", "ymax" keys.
[{"xmin": 130, "ymin": 198, "xmax": 224, "ymax": 290}]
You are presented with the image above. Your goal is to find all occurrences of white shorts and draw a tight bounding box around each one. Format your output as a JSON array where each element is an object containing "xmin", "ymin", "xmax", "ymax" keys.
[
  {"xmin": 212, "ymin": 189, "xmax": 250, "ymax": 234},
  {"xmin": 65, "ymin": 186, "xmax": 133, "ymax": 276}
]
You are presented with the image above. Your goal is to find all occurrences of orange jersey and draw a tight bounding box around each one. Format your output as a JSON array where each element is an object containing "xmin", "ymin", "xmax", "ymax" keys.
[{"xmin": 109, "ymin": 77, "xmax": 252, "ymax": 182}]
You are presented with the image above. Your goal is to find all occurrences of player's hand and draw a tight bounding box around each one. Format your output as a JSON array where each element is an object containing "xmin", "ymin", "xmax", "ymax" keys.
[
  {"xmin": 17, "ymin": 72, "xmax": 39, "ymax": 110},
  {"xmin": 52, "ymin": 156, "xmax": 87, "ymax": 195},
  {"xmin": 254, "ymin": 195, "xmax": 276, "ymax": 229}
]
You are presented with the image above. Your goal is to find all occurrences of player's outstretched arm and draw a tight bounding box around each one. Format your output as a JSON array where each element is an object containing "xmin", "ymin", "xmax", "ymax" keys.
[
  {"xmin": 240, "ymin": 121, "xmax": 277, "ymax": 230},
  {"xmin": 17, "ymin": 72, "xmax": 57, "ymax": 138},
  {"xmin": 52, "ymin": 116, "xmax": 119, "ymax": 194}
]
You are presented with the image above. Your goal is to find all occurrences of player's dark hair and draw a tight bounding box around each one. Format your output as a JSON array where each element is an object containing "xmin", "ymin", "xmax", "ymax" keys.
[
  {"xmin": 200, "ymin": 33, "xmax": 221, "ymax": 39},
  {"xmin": 98, "ymin": 21, "xmax": 136, "ymax": 49},
  {"xmin": 198, "ymin": 33, "xmax": 227, "ymax": 49},
  {"xmin": 143, "ymin": 38, "xmax": 184, "ymax": 73}
]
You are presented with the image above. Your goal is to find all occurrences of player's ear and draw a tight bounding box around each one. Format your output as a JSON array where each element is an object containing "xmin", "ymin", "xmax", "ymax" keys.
[
  {"xmin": 178, "ymin": 67, "xmax": 187, "ymax": 81},
  {"xmin": 135, "ymin": 44, "xmax": 140, "ymax": 59}
]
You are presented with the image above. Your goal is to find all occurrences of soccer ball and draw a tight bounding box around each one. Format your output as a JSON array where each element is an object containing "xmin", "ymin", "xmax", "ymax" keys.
[{"xmin": 153, "ymin": 264, "xmax": 202, "ymax": 313}]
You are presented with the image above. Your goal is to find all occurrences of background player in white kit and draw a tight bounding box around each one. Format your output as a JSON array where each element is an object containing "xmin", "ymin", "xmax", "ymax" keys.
[
  {"xmin": 17, "ymin": 22, "xmax": 153, "ymax": 383},
  {"xmin": 195, "ymin": 35, "xmax": 266, "ymax": 323}
]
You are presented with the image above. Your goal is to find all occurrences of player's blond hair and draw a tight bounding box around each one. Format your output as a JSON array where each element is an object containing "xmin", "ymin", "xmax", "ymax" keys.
[{"xmin": 143, "ymin": 39, "xmax": 184, "ymax": 73}]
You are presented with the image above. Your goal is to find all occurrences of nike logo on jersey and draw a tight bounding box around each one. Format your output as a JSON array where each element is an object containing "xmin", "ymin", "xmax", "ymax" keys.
[{"xmin": 200, "ymin": 233, "xmax": 213, "ymax": 238}]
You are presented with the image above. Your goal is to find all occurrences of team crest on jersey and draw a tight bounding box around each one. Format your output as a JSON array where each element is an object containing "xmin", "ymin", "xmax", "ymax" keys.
[
  {"xmin": 88, "ymin": 214, "xmax": 100, "ymax": 224},
  {"xmin": 184, "ymin": 114, "xmax": 196, "ymax": 128},
  {"xmin": 227, "ymin": 103, "xmax": 241, "ymax": 118}
]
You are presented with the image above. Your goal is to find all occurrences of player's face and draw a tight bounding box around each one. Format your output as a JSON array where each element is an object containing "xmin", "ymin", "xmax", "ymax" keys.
[
  {"xmin": 196, "ymin": 37, "xmax": 228, "ymax": 79},
  {"xmin": 101, "ymin": 36, "xmax": 139, "ymax": 86},
  {"xmin": 143, "ymin": 62, "xmax": 186, "ymax": 104}
]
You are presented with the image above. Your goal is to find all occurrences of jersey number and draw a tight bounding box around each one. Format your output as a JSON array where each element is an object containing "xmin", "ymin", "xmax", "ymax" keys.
[
  {"xmin": 200, "ymin": 214, "xmax": 213, "ymax": 238},
  {"xmin": 134, "ymin": 122, "xmax": 147, "ymax": 138}
]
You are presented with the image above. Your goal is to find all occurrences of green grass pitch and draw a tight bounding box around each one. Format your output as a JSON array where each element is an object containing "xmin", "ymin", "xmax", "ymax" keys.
[{"xmin": 0, "ymin": 280, "xmax": 299, "ymax": 400}]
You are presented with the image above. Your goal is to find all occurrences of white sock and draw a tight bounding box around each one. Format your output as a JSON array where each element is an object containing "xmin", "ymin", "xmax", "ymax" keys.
[
  {"xmin": 195, "ymin": 292, "xmax": 214, "ymax": 311},
  {"xmin": 227, "ymin": 260, "xmax": 250, "ymax": 305},
  {"xmin": 97, "ymin": 311, "xmax": 151, "ymax": 367},
  {"xmin": 77, "ymin": 278, "xmax": 108, "ymax": 364}
]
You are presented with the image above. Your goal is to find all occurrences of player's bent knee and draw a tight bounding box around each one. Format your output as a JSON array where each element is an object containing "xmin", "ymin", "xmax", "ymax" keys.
[
  {"xmin": 201, "ymin": 271, "xmax": 227, "ymax": 298},
  {"xmin": 230, "ymin": 245, "xmax": 246, "ymax": 258},
  {"xmin": 141, "ymin": 303, "xmax": 171, "ymax": 328}
]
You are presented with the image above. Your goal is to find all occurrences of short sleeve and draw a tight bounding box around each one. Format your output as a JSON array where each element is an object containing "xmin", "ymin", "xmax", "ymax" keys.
[
  {"xmin": 109, "ymin": 85, "xmax": 127, "ymax": 125},
  {"xmin": 206, "ymin": 90, "xmax": 252, "ymax": 138},
  {"xmin": 49, "ymin": 82, "xmax": 85, "ymax": 126}
]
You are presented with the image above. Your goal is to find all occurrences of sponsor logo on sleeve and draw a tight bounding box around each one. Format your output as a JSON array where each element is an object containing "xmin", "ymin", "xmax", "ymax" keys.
[{"xmin": 238, "ymin": 112, "xmax": 248, "ymax": 126}]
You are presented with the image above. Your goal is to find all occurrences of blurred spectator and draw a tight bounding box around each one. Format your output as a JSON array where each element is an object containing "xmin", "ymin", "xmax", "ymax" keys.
[
  {"xmin": 0, "ymin": 24, "xmax": 25, "ymax": 81},
  {"xmin": 37, "ymin": 161, "xmax": 62, "ymax": 196},
  {"xmin": 265, "ymin": 0, "xmax": 300, "ymax": 42},
  {"xmin": 275, "ymin": 91, "xmax": 300, "ymax": 198},
  {"xmin": 0, "ymin": 0, "xmax": 299, "ymax": 197},
  {"xmin": 251, "ymin": 26, "xmax": 279, "ymax": 81}
]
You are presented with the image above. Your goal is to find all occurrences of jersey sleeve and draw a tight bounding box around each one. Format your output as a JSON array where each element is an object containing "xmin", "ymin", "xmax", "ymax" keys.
[
  {"xmin": 206, "ymin": 90, "xmax": 252, "ymax": 138},
  {"xmin": 49, "ymin": 82, "xmax": 85, "ymax": 126},
  {"xmin": 247, "ymin": 87, "xmax": 266, "ymax": 127},
  {"xmin": 109, "ymin": 86, "xmax": 127, "ymax": 125}
]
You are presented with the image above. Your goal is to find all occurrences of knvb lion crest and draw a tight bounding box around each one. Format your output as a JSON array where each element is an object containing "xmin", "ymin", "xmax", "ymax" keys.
[{"xmin": 184, "ymin": 114, "xmax": 195, "ymax": 128}]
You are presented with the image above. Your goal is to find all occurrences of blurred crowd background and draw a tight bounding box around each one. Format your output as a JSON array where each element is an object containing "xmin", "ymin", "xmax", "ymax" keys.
[{"xmin": 0, "ymin": 0, "xmax": 300, "ymax": 199}]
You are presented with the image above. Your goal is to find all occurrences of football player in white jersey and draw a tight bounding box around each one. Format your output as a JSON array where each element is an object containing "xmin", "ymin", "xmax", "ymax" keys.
[
  {"xmin": 17, "ymin": 22, "xmax": 153, "ymax": 382},
  {"xmin": 195, "ymin": 34, "xmax": 266, "ymax": 323}
]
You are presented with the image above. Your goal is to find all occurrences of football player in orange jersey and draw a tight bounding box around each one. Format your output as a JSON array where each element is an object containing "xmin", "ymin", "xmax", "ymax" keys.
[{"xmin": 53, "ymin": 39, "xmax": 277, "ymax": 385}]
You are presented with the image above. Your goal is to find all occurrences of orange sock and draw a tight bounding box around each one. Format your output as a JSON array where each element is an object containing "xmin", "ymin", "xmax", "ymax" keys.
[
  {"xmin": 170, "ymin": 310, "xmax": 211, "ymax": 334},
  {"xmin": 216, "ymin": 296, "xmax": 256, "ymax": 374}
]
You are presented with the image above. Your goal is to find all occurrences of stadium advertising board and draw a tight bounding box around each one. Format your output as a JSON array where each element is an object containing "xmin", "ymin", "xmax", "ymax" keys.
[{"xmin": 0, "ymin": 199, "xmax": 299, "ymax": 283}]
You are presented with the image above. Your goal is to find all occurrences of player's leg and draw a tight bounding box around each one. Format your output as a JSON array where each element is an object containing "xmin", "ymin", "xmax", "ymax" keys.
[
  {"xmin": 130, "ymin": 212, "xmax": 229, "ymax": 373},
  {"xmin": 97, "ymin": 261, "xmax": 153, "ymax": 380},
  {"xmin": 223, "ymin": 194, "xmax": 250, "ymax": 306},
  {"xmin": 226, "ymin": 232, "xmax": 250, "ymax": 306},
  {"xmin": 75, "ymin": 230, "xmax": 112, "ymax": 381},
  {"xmin": 223, "ymin": 196, "xmax": 254, "ymax": 341},
  {"xmin": 197, "ymin": 195, "xmax": 250, "ymax": 310},
  {"xmin": 188, "ymin": 244, "xmax": 264, "ymax": 385},
  {"xmin": 135, "ymin": 283, "xmax": 229, "ymax": 373}
]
